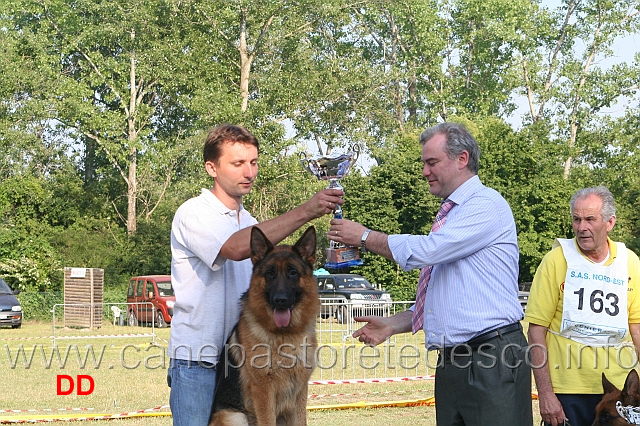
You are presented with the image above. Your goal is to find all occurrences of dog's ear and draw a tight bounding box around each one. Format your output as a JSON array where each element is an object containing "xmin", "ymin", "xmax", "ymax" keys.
[
  {"xmin": 622, "ymin": 369, "xmax": 640, "ymax": 406},
  {"xmin": 293, "ymin": 226, "xmax": 316, "ymax": 266},
  {"xmin": 250, "ymin": 226, "xmax": 274, "ymax": 264},
  {"xmin": 602, "ymin": 372, "xmax": 620, "ymax": 395}
]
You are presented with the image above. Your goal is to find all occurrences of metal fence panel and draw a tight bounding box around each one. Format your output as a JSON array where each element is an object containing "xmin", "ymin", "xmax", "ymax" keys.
[
  {"xmin": 314, "ymin": 300, "xmax": 433, "ymax": 382},
  {"xmin": 51, "ymin": 303, "xmax": 156, "ymax": 345}
]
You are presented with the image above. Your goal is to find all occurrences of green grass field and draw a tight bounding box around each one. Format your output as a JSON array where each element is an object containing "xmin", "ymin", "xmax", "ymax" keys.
[{"xmin": 0, "ymin": 321, "xmax": 542, "ymax": 424}]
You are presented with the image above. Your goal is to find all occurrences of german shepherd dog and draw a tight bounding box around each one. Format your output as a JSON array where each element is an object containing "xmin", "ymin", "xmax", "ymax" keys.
[
  {"xmin": 209, "ymin": 226, "xmax": 319, "ymax": 426},
  {"xmin": 591, "ymin": 369, "xmax": 640, "ymax": 425}
]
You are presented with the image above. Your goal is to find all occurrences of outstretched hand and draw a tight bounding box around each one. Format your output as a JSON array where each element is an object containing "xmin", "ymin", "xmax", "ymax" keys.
[{"xmin": 352, "ymin": 315, "xmax": 395, "ymax": 347}]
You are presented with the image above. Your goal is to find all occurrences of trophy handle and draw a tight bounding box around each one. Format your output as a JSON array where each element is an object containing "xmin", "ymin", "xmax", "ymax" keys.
[
  {"xmin": 350, "ymin": 143, "xmax": 361, "ymax": 163},
  {"xmin": 299, "ymin": 152, "xmax": 318, "ymax": 178},
  {"xmin": 298, "ymin": 151, "xmax": 310, "ymax": 172},
  {"xmin": 345, "ymin": 143, "xmax": 360, "ymax": 173}
]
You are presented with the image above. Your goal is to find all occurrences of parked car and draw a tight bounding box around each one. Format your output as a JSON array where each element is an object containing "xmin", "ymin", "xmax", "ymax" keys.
[
  {"xmin": 0, "ymin": 277, "xmax": 22, "ymax": 329},
  {"xmin": 518, "ymin": 282, "xmax": 532, "ymax": 311},
  {"xmin": 126, "ymin": 275, "xmax": 175, "ymax": 328},
  {"xmin": 316, "ymin": 274, "xmax": 392, "ymax": 323}
]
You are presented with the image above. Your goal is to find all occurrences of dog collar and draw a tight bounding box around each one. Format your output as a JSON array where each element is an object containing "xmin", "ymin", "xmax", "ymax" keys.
[{"xmin": 617, "ymin": 401, "xmax": 640, "ymax": 424}]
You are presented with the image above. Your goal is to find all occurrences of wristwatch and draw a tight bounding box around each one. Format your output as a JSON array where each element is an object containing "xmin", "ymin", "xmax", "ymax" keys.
[{"xmin": 360, "ymin": 229, "xmax": 372, "ymax": 253}]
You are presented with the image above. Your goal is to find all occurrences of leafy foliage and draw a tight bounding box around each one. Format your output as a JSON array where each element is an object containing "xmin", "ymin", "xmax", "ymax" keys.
[{"xmin": 0, "ymin": 0, "xmax": 639, "ymax": 319}]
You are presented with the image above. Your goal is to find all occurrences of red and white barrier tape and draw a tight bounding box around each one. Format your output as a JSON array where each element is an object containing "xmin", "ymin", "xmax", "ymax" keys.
[
  {"xmin": 0, "ymin": 336, "xmax": 55, "ymax": 341},
  {"xmin": 0, "ymin": 333, "xmax": 156, "ymax": 342},
  {"xmin": 0, "ymin": 409, "xmax": 93, "ymax": 414},
  {"xmin": 308, "ymin": 388, "xmax": 432, "ymax": 399},
  {"xmin": 52, "ymin": 333, "xmax": 155, "ymax": 340},
  {"xmin": 0, "ymin": 405, "xmax": 170, "ymax": 423},
  {"xmin": 309, "ymin": 375, "xmax": 435, "ymax": 385}
]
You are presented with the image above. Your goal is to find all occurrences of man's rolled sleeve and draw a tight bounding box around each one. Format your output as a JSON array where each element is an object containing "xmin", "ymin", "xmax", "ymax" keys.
[
  {"xmin": 388, "ymin": 234, "xmax": 417, "ymax": 312},
  {"xmin": 388, "ymin": 234, "xmax": 413, "ymax": 271}
]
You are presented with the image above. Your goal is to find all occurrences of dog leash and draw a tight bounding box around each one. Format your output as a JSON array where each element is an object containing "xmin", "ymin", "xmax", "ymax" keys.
[
  {"xmin": 617, "ymin": 401, "xmax": 640, "ymax": 424},
  {"xmin": 540, "ymin": 420, "xmax": 571, "ymax": 426}
]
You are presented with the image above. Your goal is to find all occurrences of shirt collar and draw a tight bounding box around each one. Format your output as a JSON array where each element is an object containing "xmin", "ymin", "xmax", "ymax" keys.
[
  {"xmin": 601, "ymin": 237, "xmax": 617, "ymax": 266},
  {"xmin": 200, "ymin": 188, "xmax": 245, "ymax": 216},
  {"xmin": 444, "ymin": 175, "xmax": 481, "ymax": 206},
  {"xmin": 571, "ymin": 236, "xmax": 618, "ymax": 265}
]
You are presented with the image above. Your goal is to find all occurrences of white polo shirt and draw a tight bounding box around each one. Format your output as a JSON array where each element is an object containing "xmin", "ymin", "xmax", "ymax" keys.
[{"xmin": 168, "ymin": 189, "xmax": 257, "ymax": 364}]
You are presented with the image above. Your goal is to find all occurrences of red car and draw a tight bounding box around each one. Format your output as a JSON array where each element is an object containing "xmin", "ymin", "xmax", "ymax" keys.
[{"xmin": 126, "ymin": 275, "xmax": 175, "ymax": 328}]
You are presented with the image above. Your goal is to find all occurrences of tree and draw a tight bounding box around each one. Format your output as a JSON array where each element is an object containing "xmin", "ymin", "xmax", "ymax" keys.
[
  {"xmin": 0, "ymin": 5, "xmax": 69, "ymax": 182},
  {"xmin": 519, "ymin": 0, "xmax": 640, "ymax": 178},
  {"xmin": 2, "ymin": 0, "xmax": 637, "ymax": 299},
  {"xmin": 5, "ymin": 0, "xmax": 213, "ymax": 235},
  {"xmin": 574, "ymin": 112, "xmax": 640, "ymax": 254},
  {"xmin": 471, "ymin": 117, "xmax": 576, "ymax": 281}
]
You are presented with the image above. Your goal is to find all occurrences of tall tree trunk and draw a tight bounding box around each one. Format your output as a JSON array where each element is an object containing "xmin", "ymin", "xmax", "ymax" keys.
[
  {"xmin": 523, "ymin": 0, "xmax": 577, "ymax": 123},
  {"xmin": 84, "ymin": 137, "xmax": 95, "ymax": 183},
  {"xmin": 239, "ymin": 9, "xmax": 251, "ymax": 113},
  {"xmin": 408, "ymin": 72, "xmax": 417, "ymax": 123},
  {"xmin": 563, "ymin": 6, "xmax": 601, "ymax": 179},
  {"xmin": 127, "ymin": 31, "xmax": 138, "ymax": 235},
  {"xmin": 127, "ymin": 145, "xmax": 137, "ymax": 235}
]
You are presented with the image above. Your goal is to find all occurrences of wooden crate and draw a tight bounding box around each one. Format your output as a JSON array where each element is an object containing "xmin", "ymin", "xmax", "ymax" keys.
[{"xmin": 63, "ymin": 267, "xmax": 104, "ymax": 329}]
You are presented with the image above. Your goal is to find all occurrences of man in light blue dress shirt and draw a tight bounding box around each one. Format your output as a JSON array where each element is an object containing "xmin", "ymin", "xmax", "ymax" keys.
[{"xmin": 328, "ymin": 122, "xmax": 532, "ymax": 425}]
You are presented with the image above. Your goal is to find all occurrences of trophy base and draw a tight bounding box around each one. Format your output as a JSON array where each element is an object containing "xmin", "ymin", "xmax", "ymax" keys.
[{"xmin": 325, "ymin": 247, "xmax": 364, "ymax": 269}]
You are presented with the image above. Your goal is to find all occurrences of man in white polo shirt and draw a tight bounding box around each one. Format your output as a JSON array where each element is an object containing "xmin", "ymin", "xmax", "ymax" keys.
[
  {"xmin": 167, "ymin": 124, "xmax": 344, "ymax": 426},
  {"xmin": 526, "ymin": 186, "xmax": 640, "ymax": 426}
]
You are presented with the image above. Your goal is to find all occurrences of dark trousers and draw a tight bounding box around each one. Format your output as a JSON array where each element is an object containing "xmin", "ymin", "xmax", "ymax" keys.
[
  {"xmin": 543, "ymin": 394, "xmax": 603, "ymax": 426},
  {"xmin": 435, "ymin": 328, "xmax": 533, "ymax": 426}
]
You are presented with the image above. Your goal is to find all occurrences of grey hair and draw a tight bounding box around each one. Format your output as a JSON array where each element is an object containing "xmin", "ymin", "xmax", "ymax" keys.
[
  {"xmin": 419, "ymin": 122, "xmax": 480, "ymax": 174},
  {"xmin": 570, "ymin": 186, "xmax": 616, "ymax": 221}
]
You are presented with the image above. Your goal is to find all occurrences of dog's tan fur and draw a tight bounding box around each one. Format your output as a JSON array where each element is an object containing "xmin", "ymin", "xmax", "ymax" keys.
[
  {"xmin": 591, "ymin": 369, "xmax": 640, "ymax": 426},
  {"xmin": 209, "ymin": 226, "xmax": 320, "ymax": 426}
]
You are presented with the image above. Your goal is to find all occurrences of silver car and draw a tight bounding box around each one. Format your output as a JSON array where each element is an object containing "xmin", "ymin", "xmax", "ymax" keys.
[{"xmin": 0, "ymin": 277, "xmax": 22, "ymax": 328}]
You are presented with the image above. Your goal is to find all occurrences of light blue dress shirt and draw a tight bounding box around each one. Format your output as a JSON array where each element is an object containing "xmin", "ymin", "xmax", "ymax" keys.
[{"xmin": 388, "ymin": 176, "xmax": 523, "ymax": 348}]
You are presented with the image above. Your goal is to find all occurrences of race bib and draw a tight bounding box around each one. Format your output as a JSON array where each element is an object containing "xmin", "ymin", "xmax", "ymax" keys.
[{"xmin": 555, "ymin": 238, "xmax": 629, "ymax": 346}]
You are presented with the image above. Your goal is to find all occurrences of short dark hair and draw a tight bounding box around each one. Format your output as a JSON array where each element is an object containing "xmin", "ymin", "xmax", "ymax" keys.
[
  {"xmin": 203, "ymin": 124, "xmax": 259, "ymax": 164},
  {"xmin": 419, "ymin": 122, "xmax": 480, "ymax": 174}
]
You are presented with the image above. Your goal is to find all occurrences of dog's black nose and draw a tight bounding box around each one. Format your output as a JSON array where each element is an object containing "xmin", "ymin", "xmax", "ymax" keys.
[{"xmin": 273, "ymin": 293, "xmax": 290, "ymax": 309}]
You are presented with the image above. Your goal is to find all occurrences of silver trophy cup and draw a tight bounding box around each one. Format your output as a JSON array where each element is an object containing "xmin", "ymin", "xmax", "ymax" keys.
[{"xmin": 299, "ymin": 144, "xmax": 363, "ymax": 269}]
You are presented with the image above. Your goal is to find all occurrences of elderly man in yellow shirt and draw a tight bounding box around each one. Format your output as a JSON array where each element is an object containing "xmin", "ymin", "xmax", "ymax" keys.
[{"xmin": 525, "ymin": 186, "xmax": 640, "ymax": 426}]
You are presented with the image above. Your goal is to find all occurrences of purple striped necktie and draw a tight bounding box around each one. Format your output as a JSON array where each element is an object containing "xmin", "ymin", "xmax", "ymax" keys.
[{"xmin": 411, "ymin": 199, "xmax": 456, "ymax": 334}]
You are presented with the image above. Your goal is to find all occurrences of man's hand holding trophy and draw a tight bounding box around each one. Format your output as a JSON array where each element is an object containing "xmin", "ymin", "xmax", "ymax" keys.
[{"xmin": 299, "ymin": 144, "xmax": 363, "ymax": 269}]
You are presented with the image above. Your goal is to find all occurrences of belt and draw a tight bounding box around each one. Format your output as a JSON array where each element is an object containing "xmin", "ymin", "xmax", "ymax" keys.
[
  {"xmin": 466, "ymin": 322, "xmax": 522, "ymax": 348},
  {"xmin": 440, "ymin": 322, "xmax": 522, "ymax": 358}
]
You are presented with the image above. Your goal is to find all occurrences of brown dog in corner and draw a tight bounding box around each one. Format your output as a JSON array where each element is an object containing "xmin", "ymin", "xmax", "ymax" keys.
[{"xmin": 591, "ymin": 369, "xmax": 640, "ymax": 425}]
